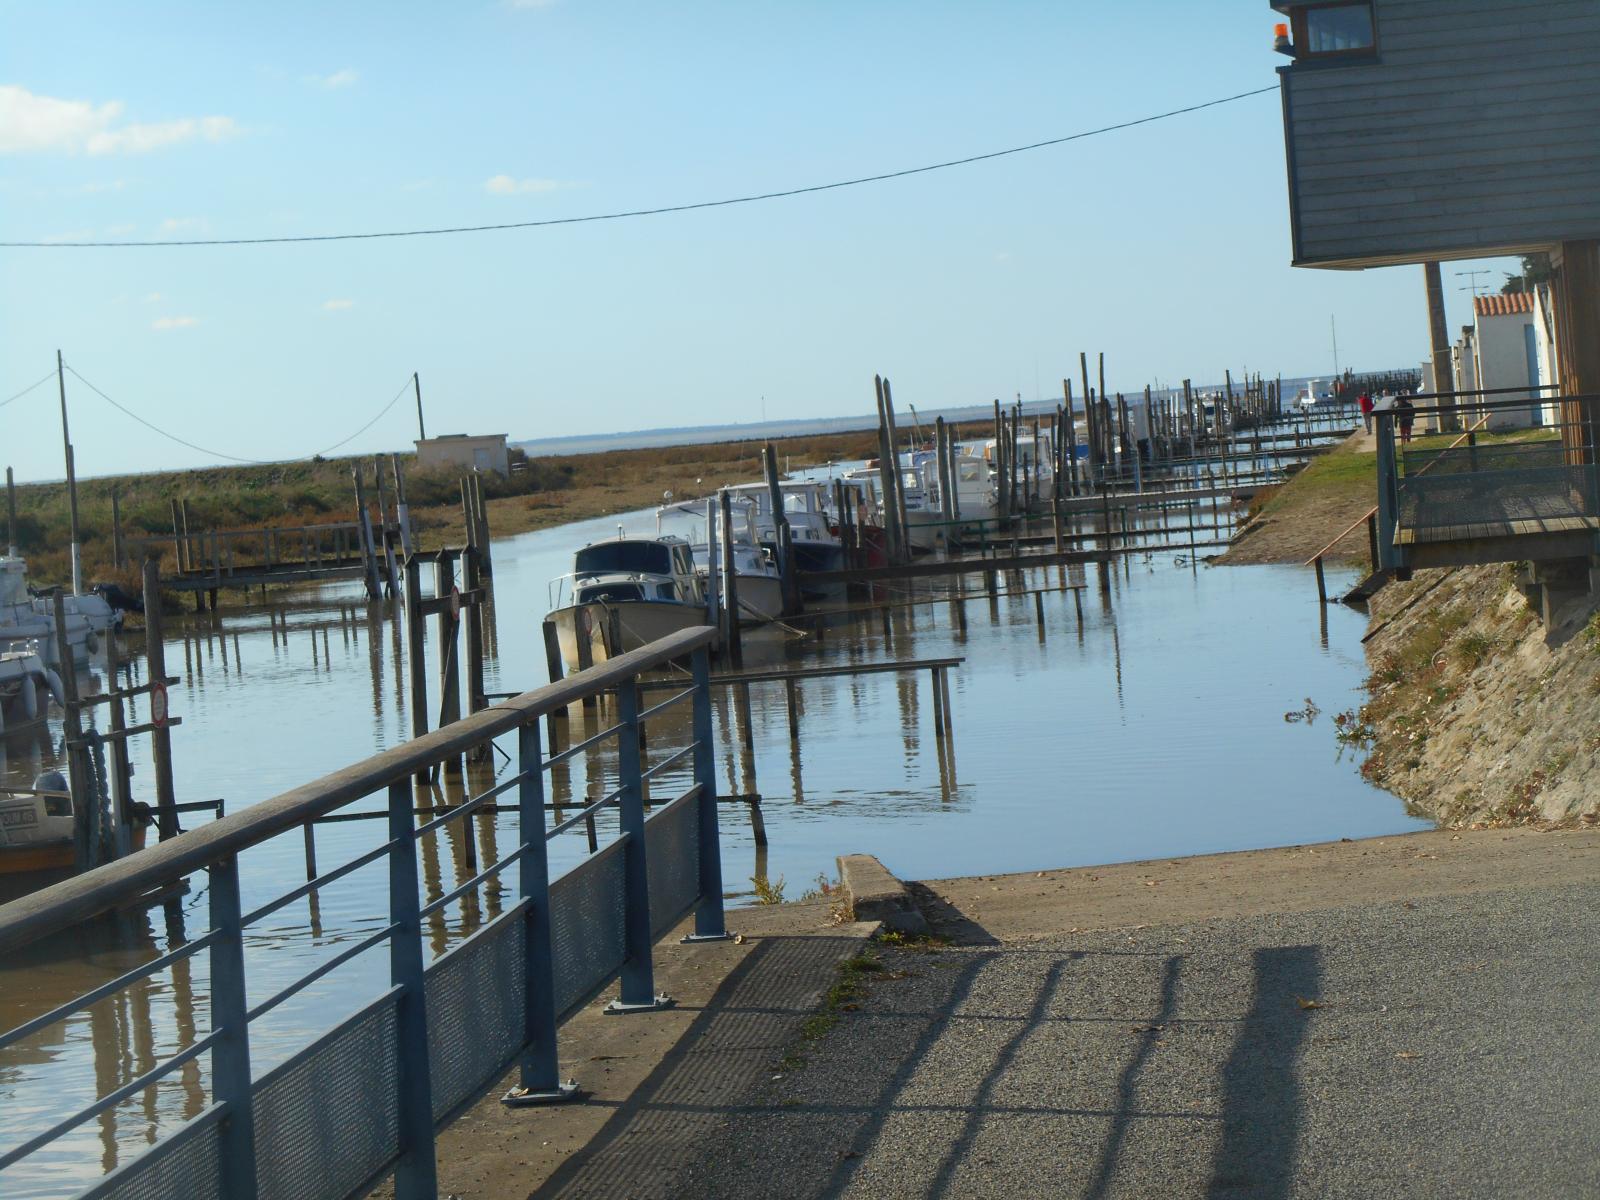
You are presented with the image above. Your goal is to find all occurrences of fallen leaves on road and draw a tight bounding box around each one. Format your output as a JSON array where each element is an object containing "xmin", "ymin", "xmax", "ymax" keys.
[
  {"xmin": 1295, "ymin": 996, "xmax": 1325, "ymax": 1010},
  {"xmin": 1396, "ymin": 1051, "xmax": 1421, "ymax": 1060}
]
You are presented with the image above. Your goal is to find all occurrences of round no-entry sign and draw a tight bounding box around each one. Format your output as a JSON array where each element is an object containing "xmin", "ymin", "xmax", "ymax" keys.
[{"xmin": 150, "ymin": 680, "xmax": 169, "ymax": 728}]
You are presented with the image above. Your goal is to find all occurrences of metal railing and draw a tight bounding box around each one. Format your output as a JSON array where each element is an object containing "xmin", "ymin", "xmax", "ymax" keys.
[
  {"xmin": 1375, "ymin": 392, "xmax": 1600, "ymax": 568},
  {"xmin": 0, "ymin": 626, "xmax": 726, "ymax": 1200}
]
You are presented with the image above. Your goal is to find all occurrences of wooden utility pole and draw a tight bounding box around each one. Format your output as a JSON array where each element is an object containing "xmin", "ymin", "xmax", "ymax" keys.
[
  {"xmin": 56, "ymin": 351, "xmax": 82, "ymax": 594},
  {"xmin": 5, "ymin": 466, "xmax": 16, "ymax": 555},
  {"xmin": 1424, "ymin": 262, "xmax": 1458, "ymax": 431}
]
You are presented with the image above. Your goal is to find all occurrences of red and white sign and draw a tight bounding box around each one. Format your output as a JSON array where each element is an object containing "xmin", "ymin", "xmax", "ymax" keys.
[{"xmin": 150, "ymin": 680, "xmax": 169, "ymax": 728}]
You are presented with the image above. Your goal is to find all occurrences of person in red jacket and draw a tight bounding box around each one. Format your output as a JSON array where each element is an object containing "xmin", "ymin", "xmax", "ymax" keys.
[{"xmin": 1359, "ymin": 391, "xmax": 1374, "ymax": 434}]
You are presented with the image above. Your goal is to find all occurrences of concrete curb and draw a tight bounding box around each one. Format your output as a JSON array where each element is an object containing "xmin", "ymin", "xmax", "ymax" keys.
[{"xmin": 837, "ymin": 854, "xmax": 929, "ymax": 935}]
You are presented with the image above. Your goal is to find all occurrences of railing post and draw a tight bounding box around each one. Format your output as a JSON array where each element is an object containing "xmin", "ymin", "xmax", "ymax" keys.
[
  {"xmin": 504, "ymin": 722, "xmax": 579, "ymax": 1105},
  {"xmin": 1375, "ymin": 410, "xmax": 1400, "ymax": 571},
  {"xmin": 388, "ymin": 781, "xmax": 438, "ymax": 1198},
  {"xmin": 606, "ymin": 678, "xmax": 671, "ymax": 1014},
  {"xmin": 685, "ymin": 644, "xmax": 732, "ymax": 942},
  {"xmin": 209, "ymin": 855, "xmax": 259, "ymax": 1200}
]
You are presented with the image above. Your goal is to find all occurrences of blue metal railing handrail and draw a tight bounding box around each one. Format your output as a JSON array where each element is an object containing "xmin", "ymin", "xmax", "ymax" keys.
[
  {"xmin": 0, "ymin": 626, "xmax": 716, "ymax": 955},
  {"xmin": 0, "ymin": 625, "xmax": 728, "ymax": 1200},
  {"xmin": 1377, "ymin": 390, "xmax": 1584, "ymax": 420}
]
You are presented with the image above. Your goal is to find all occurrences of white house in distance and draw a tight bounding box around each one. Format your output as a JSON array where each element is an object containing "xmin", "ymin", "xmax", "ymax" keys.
[
  {"xmin": 1469, "ymin": 293, "xmax": 1547, "ymax": 430},
  {"xmin": 414, "ymin": 433, "xmax": 511, "ymax": 477}
]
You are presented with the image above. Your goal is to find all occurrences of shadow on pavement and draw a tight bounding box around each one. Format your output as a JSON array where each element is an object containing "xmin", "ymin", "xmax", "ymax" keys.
[
  {"xmin": 528, "ymin": 932, "xmax": 869, "ymax": 1200},
  {"xmin": 1206, "ymin": 944, "xmax": 1321, "ymax": 1198}
]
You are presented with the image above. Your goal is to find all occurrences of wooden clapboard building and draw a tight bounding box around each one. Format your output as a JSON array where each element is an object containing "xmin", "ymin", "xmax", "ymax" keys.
[{"xmin": 1270, "ymin": 0, "xmax": 1600, "ymax": 582}]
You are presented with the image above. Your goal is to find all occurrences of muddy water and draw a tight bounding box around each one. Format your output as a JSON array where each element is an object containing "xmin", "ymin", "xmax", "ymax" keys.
[{"xmin": 0, "ymin": 478, "xmax": 1423, "ymax": 1196}]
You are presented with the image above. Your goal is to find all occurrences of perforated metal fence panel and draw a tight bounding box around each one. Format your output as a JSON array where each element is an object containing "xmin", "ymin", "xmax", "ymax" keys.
[
  {"xmin": 550, "ymin": 841, "xmax": 629, "ymax": 1022},
  {"xmin": 425, "ymin": 906, "xmax": 526, "ymax": 1121},
  {"xmin": 78, "ymin": 1108, "xmax": 224, "ymax": 1200},
  {"xmin": 1399, "ymin": 442, "xmax": 1590, "ymax": 530},
  {"xmin": 646, "ymin": 791, "xmax": 700, "ymax": 940},
  {"xmin": 252, "ymin": 993, "xmax": 401, "ymax": 1200}
]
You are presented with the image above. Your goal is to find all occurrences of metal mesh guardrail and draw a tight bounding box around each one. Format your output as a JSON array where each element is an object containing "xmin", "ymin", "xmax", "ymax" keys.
[
  {"xmin": 1372, "ymin": 391, "xmax": 1600, "ymax": 572},
  {"xmin": 0, "ymin": 627, "xmax": 727, "ymax": 1200}
]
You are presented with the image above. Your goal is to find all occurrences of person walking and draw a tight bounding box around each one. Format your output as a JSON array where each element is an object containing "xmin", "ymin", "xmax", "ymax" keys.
[
  {"xmin": 1359, "ymin": 391, "xmax": 1374, "ymax": 434},
  {"xmin": 1395, "ymin": 394, "xmax": 1416, "ymax": 444}
]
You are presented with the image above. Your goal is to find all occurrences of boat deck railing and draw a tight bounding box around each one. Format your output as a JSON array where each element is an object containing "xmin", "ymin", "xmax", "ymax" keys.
[{"xmin": 0, "ymin": 626, "xmax": 727, "ymax": 1200}]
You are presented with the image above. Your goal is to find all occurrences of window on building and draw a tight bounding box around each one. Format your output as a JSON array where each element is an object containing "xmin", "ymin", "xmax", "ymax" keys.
[{"xmin": 1294, "ymin": 2, "xmax": 1376, "ymax": 58}]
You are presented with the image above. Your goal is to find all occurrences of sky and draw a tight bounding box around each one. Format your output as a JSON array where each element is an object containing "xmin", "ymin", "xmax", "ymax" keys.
[{"xmin": 1, "ymin": 0, "xmax": 1525, "ymax": 482}]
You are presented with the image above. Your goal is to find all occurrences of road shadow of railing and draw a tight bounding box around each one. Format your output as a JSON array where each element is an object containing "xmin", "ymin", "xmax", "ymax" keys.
[{"xmin": 528, "ymin": 932, "xmax": 872, "ymax": 1199}]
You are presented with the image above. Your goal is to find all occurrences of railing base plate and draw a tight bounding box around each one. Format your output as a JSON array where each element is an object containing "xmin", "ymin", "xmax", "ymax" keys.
[
  {"xmin": 681, "ymin": 931, "xmax": 736, "ymax": 944},
  {"xmin": 604, "ymin": 994, "xmax": 675, "ymax": 1015},
  {"xmin": 501, "ymin": 1081, "xmax": 581, "ymax": 1107}
]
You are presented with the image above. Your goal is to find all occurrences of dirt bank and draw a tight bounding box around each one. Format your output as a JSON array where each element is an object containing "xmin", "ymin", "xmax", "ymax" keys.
[
  {"xmin": 1219, "ymin": 431, "xmax": 1376, "ymax": 566},
  {"xmin": 1350, "ymin": 564, "xmax": 1600, "ymax": 826}
]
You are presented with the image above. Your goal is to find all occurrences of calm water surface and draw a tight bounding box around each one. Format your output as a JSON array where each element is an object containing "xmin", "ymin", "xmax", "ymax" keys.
[{"xmin": 0, "ymin": 487, "xmax": 1426, "ymax": 1196}]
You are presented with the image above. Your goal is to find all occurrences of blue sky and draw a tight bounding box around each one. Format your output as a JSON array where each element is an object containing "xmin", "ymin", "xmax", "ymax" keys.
[{"xmin": 1, "ymin": 1, "xmax": 1520, "ymax": 481}]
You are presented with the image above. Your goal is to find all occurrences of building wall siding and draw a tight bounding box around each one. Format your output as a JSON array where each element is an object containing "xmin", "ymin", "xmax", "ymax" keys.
[{"xmin": 1281, "ymin": 0, "xmax": 1600, "ymax": 267}]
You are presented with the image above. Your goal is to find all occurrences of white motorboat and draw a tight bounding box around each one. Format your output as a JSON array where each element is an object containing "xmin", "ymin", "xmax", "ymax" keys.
[
  {"xmin": 981, "ymin": 433, "xmax": 1055, "ymax": 513},
  {"xmin": 545, "ymin": 534, "xmax": 708, "ymax": 672},
  {"xmin": 0, "ymin": 643, "xmax": 63, "ymax": 736},
  {"xmin": 0, "ymin": 556, "xmax": 120, "ymax": 666},
  {"xmin": 721, "ymin": 481, "xmax": 847, "ymax": 599},
  {"xmin": 657, "ymin": 496, "xmax": 785, "ymax": 625}
]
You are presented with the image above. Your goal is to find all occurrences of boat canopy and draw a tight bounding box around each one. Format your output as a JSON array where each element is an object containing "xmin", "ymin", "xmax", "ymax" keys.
[{"xmin": 575, "ymin": 540, "xmax": 672, "ymax": 577}]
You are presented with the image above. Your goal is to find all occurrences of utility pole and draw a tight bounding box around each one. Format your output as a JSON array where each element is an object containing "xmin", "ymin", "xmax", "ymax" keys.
[
  {"xmin": 5, "ymin": 466, "xmax": 17, "ymax": 556},
  {"xmin": 57, "ymin": 350, "xmax": 82, "ymax": 594},
  {"xmin": 1424, "ymin": 262, "xmax": 1458, "ymax": 430},
  {"xmin": 413, "ymin": 371, "xmax": 427, "ymax": 442}
]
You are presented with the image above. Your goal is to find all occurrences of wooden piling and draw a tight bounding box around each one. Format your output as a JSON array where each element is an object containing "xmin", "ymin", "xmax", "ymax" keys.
[
  {"xmin": 141, "ymin": 560, "xmax": 179, "ymax": 842},
  {"xmin": 352, "ymin": 466, "xmax": 381, "ymax": 602},
  {"xmin": 719, "ymin": 490, "xmax": 744, "ymax": 665}
]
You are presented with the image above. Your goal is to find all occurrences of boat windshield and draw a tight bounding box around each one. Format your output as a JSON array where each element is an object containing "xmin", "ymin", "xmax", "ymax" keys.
[
  {"xmin": 574, "ymin": 542, "xmax": 671, "ymax": 576},
  {"xmin": 576, "ymin": 582, "xmax": 646, "ymax": 604}
]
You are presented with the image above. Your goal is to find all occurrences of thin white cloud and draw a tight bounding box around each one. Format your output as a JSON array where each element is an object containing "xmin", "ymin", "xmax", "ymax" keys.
[
  {"xmin": 321, "ymin": 298, "xmax": 354, "ymax": 311},
  {"xmin": 305, "ymin": 68, "xmax": 359, "ymax": 90},
  {"xmin": 485, "ymin": 173, "xmax": 566, "ymax": 195},
  {"xmin": 0, "ymin": 86, "xmax": 237, "ymax": 155},
  {"xmin": 103, "ymin": 223, "xmax": 136, "ymax": 236},
  {"xmin": 152, "ymin": 316, "xmax": 200, "ymax": 331},
  {"xmin": 142, "ymin": 292, "xmax": 162, "ymax": 303},
  {"xmin": 40, "ymin": 229, "xmax": 94, "ymax": 244},
  {"xmin": 160, "ymin": 216, "xmax": 206, "ymax": 232}
]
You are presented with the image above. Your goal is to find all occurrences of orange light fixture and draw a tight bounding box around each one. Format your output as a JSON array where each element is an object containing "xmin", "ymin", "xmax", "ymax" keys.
[{"xmin": 1273, "ymin": 22, "xmax": 1294, "ymax": 54}]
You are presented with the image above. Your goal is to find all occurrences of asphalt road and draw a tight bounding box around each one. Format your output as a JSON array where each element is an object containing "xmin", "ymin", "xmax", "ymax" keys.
[{"xmin": 670, "ymin": 880, "xmax": 1600, "ymax": 1199}]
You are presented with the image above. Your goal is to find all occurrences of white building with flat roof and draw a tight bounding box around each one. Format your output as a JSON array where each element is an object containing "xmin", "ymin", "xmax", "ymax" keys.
[{"xmin": 415, "ymin": 433, "xmax": 510, "ymax": 477}]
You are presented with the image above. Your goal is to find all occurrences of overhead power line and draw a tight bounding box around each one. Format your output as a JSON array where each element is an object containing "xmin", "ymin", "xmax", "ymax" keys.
[
  {"xmin": 1, "ymin": 371, "xmax": 56, "ymax": 408},
  {"xmin": 63, "ymin": 364, "xmax": 418, "ymax": 465},
  {"xmin": 2, "ymin": 87, "xmax": 1277, "ymax": 249}
]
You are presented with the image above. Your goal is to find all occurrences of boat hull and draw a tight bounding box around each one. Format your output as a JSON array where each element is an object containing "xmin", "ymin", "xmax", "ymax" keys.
[
  {"xmin": 725, "ymin": 575, "xmax": 784, "ymax": 624},
  {"xmin": 548, "ymin": 601, "xmax": 709, "ymax": 673}
]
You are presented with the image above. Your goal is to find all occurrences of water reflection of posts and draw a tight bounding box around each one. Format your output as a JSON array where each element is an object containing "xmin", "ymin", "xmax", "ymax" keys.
[{"xmin": 785, "ymin": 680, "xmax": 804, "ymax": 804}]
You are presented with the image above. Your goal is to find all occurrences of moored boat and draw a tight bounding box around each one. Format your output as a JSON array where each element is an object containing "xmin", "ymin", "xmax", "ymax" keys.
[{"xmin": 545, "ymin": 534, "xmax": 708, "ymax": 672}]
